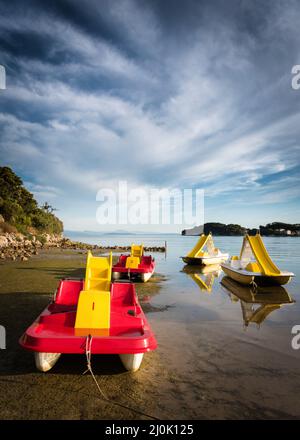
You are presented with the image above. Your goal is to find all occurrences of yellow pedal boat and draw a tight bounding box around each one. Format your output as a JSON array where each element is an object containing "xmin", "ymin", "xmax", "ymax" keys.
[
  {"xmin": 181, "ymin": 233, "xmax": 229, "ymax": 266},
  {"xmin": 221, "ymin": 234, "xmax": 294, "ymax": 286}
]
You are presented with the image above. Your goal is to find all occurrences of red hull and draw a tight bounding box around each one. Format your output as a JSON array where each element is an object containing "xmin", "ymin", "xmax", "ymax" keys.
[
  {"xmin": 19, "ymin": 280, "xmax": 157, "ymax": 354},
  {"xmin": 112, "ymin": 255, "xmax": 155, "ymax": 274}
]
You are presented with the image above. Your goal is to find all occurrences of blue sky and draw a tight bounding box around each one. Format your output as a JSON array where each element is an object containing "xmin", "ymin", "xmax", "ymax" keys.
[{"xmin": 0, "ymin": 0, "xmax": 299, "ymax": 232}]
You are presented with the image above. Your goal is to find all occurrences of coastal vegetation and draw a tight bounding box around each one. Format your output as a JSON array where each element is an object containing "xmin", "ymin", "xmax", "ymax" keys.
[
  {"xmin": 259, "ymin": 222, "xmax": 300, "ymax": 237},
  {"xmin": 0, "ymin": 166, "xmax": 63, "ymax": 235},
  {"xmin": 182, "ymin": 222, "xmax": 300, "ymax": 236}
]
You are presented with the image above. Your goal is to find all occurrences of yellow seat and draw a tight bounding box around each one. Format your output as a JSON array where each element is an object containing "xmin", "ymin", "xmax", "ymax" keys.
[
  {"xmin": 245, "ymin": 262, "xmax": 261, "ymax": 273},
  {"xmin": 125, "ymin": 243, "xmax": 144, "ymax": 269},
  {"xmin": 125, "ymin": 256, "xmax": 140, "ymax": 269},
  {"xmin": 75, "ymin": 290, "xmax": 110, "ymax": 329}
]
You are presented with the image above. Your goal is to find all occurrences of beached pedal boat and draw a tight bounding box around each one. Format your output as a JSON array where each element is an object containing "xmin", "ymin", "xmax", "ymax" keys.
[
  {"xmin": 19, "ymin": 280, "xmax": 157, "ymax": 372},
  {"xmin": 19, "ymin": 252, "xmax": 157, "ymax": 372},
  {"xmin": 221, "ymin": 234, "xmax": 294, "ymax": 286},
  {"xmin": 181, "ymin": 233, "xmax": 229, "ymax": 266},
  {"xmin": 112, "ymin": 244, "xmax": 155, "ymax": 282}
]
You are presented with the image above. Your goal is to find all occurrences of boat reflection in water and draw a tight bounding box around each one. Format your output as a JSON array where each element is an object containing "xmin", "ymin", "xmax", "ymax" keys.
[
  {"xmin": 182, "ymin": 264, "xmax": 222, "ymax": 292},
  {"xmin": 221, "ymin": 276, "xmax": 295, "ymax": 328}
]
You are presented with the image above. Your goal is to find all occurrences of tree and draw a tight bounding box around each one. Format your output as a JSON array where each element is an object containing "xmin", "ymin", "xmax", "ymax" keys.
[
  {"xmin": 41, "ymin": 202, "xmax": 57, "ymax": 213},
  {"xmin": 0, "ymin": 166, "xmax": 63, "ymax": 234}
]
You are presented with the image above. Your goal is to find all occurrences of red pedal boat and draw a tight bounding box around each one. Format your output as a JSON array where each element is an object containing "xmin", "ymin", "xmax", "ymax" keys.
[
  {"xmin": 112, "ymin": 244, "xmax": 155, "ymax": 283},
  {"xmin": 19, "ymin": 279, "xmax": 157, "ymax": 372}
]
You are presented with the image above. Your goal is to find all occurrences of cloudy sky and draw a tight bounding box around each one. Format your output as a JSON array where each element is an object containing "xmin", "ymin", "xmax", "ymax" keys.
[{"xmin": 0, "ymin": 0, "xmax": 299, "ymax": 232}]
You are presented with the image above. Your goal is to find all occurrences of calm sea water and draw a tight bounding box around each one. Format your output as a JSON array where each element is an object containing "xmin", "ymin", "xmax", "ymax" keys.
[{"xmin": 66, "ymin": 232, "xmax": 300, "ymax": 286}]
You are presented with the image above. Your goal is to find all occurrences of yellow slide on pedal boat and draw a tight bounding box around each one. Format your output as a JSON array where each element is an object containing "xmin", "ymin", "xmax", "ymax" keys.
[
  {"xmin": 181, "ymin": 233, "xmax": 229, "ymax": 266},
  {"xmin": 221, "ymin": 234, "xmax": 294, "ymax": 286}
]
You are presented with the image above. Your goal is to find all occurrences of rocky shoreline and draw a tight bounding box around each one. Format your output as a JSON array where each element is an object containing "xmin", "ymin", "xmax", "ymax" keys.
[{"xmin": 0, "ymin": 233, "xmax": 166, "ymax": 261}]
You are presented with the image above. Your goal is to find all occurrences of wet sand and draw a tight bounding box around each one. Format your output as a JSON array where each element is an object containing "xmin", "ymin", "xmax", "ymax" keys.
[{"xmin": 0, "ymin": 248, "xmax": 300, "ymax": 419}]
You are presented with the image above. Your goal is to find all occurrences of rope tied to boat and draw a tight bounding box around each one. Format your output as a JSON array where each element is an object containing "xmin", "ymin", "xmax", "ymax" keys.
[
  {"xmin": 250, "ymin": 279, "xmax": 258, "ymax": 291},
  {"xmin": 83, "ymin": 334, "xmax": 159, "ymax": 420},
  {"xmin": 83, "ymin": 334, "xmax": 108, "ymax": 400}
]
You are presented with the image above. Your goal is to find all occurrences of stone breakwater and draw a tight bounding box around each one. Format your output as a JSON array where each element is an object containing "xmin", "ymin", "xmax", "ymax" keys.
[
  {"xmin": 60, "ymin": 238, "xmax": 166, "ymax": 253},
  {"xmin": 0, "ymin": 234, "xmax": 166, "ymax": 261}
]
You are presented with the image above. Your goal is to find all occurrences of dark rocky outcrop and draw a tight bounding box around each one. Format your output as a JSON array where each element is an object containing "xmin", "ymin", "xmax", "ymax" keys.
[{"xmin": 182, "ymin": 222, "xmax": 247, "ymax": 236}]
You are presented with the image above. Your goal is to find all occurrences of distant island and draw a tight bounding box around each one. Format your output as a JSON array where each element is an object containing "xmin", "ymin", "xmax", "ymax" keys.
[{"xmin": 182, "ymin": 222, "xmax": 300, "ymax": 237}]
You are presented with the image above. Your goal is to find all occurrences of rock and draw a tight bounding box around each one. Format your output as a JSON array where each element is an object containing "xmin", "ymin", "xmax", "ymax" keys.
[
  {"xmin": 5, "ymin": 233, "xmax": 16, "ymax": 244},
  {"xmin": 0, "ymin": 236, "xmax": 8, "ymax": 248},
  {"xmin": 21, "ymin": 256, "xmax": 28, "ymax": 261}
]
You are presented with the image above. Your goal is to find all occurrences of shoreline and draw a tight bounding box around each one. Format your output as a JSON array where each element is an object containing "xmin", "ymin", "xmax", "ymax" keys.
[{"xmin": 0, "ymin": 232, "xmax": 166, "ymax": 262}]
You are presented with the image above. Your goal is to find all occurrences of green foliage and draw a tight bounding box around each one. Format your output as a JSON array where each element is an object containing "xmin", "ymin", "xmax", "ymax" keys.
[
  {"xmin": 0, "ymin": 166, "xmax": 63, "ymax": 234},
  {"xmin": 203, "ymin": 222, "xmax": 247, "ymax": 236},
  {"xmin": 31, "ymin": 209, "xmax": 63, "ymax": 234},
  {"xmin": 260, "ymin": 222, "xmax": 300, "ymax": 236},
  {"xmin": 36, "ymin": 234, "xmax": 47, "ymax": 245}
]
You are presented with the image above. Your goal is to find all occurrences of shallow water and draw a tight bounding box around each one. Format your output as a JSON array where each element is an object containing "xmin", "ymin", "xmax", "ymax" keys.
[{"xmin": 66, "ymin": 233, "xmax": 300, "ymax": 418}]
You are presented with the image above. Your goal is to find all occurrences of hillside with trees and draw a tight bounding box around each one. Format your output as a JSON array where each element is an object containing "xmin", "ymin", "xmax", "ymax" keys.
[
  {"xmin": 182, "ymin": 222, "xmax": 247, "ymax": 236},
  {"xmin": 0, "ymin": 166, "xmax": 63, "ymax": 235},
  {"xmin": 182, "ymin": 222, "xmax": 300, "ymax": 236},
  {"xmin": 259, "ymin": 222, "xmax": 300, "ymax": 236}
]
